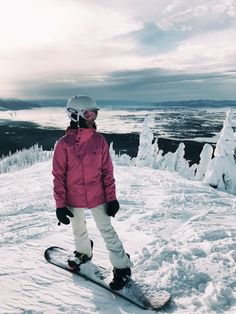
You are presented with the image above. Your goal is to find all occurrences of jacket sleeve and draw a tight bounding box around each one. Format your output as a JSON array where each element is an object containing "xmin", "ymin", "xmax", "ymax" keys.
[
  {"xmin": 101, "ymin": 137, "xmax": 117, "ymax": 202},
  {"xmin": 52, "ymin": 139, "xmax": 67, "ymax": 208}
]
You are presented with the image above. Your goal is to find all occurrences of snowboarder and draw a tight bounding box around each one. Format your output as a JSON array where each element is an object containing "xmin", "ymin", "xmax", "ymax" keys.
[{"xmin": 52, "ymin": 95, "xmax": 133, "ymax": 290}]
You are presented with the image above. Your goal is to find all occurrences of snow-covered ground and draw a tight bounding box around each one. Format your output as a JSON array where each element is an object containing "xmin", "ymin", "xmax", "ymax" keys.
[{"xmin": 0, "ymin": 160, "xmax": 236, "ymax": 314}]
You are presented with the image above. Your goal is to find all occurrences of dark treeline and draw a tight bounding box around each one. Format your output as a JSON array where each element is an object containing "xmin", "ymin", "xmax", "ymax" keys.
[{"xmin": 0, "ymin": 121, "xmax": 210, "ymax": 164}]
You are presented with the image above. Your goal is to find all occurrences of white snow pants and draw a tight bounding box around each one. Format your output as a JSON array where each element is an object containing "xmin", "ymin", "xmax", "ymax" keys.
[{"xmin": 69, "ymin": 204, "xmax": 133, "ymax": 269}]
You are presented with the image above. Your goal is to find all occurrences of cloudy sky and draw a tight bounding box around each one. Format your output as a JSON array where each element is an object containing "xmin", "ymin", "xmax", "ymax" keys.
[{"xmin": 0, "ymin": 0, "xmax": 236, "ymax": 101}]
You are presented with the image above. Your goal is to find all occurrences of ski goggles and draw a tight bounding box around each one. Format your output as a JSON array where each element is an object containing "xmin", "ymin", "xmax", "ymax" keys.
[
  {"xmin": 67, "ymin": 108, "xmax": 98, "ymax": 121},
  {"xmin": 81, "ymin": 110, "xmax": 98, "ymax": 121}
]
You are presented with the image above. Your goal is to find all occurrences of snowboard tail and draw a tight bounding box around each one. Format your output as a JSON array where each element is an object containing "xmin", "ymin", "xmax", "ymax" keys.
[{"xmin": 44, "ymin": 246, "xmax": 171, "ymax": 311}]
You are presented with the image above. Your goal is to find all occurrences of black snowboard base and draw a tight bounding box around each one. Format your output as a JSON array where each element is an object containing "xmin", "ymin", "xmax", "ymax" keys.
[{"xmin": 44, "ymin": 246, "xmax": 171, "ymax": 311}]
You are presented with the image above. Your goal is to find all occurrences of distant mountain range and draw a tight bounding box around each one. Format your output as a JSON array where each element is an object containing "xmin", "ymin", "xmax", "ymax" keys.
[
  {"xmin": 153, "ymin": 99, "xmax": 236, "ymax": 108},
  {"xmin": 0, "ymin": 98, "xmax": 236, "ymax": 110},
  {"xmin": 0, "ymin": 98, "xmax": 41, "ymax": 110}
]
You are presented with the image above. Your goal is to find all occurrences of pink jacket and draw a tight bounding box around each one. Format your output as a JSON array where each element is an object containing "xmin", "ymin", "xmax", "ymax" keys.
[{"xmin": 52, "ymin": 128, "xmax": 117, "ymax": 209}]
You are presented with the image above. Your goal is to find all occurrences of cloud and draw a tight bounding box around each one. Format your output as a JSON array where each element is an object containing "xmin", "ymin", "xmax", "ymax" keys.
[
  {"xmin": 0, "ymin": 0, "xmax": 143, "ymax": 83},
  {"xmin": 77, "ymin": 0, "xmax": 236, "ymax": 30},
  {"xmin": 156, "ymin": 0, "xmax": 236, "ymax": 31},
  {"xmin": 16, "ymin": 67, "xmax": 236, "ymax": 101},
  {"xmin": 0, "ymin": 0, "xmax": 236, "ymax": 100},
  {"xmin": 153, "ymin": 27, "xmax": 236, "ymax": 73}
]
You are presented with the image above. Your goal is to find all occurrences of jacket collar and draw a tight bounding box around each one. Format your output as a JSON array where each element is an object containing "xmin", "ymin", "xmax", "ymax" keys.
[{"xmin": 67, "ymin": 128, "xmax": 96, "ymax": 144}]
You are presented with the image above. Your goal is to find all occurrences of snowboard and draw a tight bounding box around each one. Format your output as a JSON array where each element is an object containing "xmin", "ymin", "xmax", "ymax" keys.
[{"xmin": 44, "ymin": 246, "xmax": 171, "ymax": 311}]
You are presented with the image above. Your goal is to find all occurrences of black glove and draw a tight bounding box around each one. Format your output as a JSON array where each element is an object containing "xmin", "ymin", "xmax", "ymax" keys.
[
  {"xmin": 56, "ymin": 207, "xmax": 74, "ymax": 225},
  {"xmin": 106, "ymin": 200, "xmax": 120, "ymax": 217}
]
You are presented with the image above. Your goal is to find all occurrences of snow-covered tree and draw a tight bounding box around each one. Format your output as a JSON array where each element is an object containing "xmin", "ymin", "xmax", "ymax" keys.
[
  {"xmin": 160, "ymin": 151, "xmax": 173, "ymax": 171},
  {"xmin": 109, "ymin": 109, "xmax": 236, "ymax": 196},
  {"xmin": 204, "ymin": 110, "xmax": 236, "ymax": 194},
  {"xmin": 189, "ymin": 163, "xmax": 198, "ymax": 179},
  {"xmin": 136, "ymin": 115, "xmax": 154, "ymax": 167},
  {"xmin": 109, "ymin": 142, "xmax": 117, "ymax": 162},
  {"xmin": 214, "ymin": 110, "xmax": 235, "ymax": 157},
  {"xmin": 152, "ymin": 139, "xmax": 163, "ymax": 169},
  {"xmin": 195, "ymin": 143, "xmax": 213, "ymax": 181},
  {"xmin": 174, "ymin": 143, "xmax": 189, "ymax": 174},
  {"xmin": 154, "ymin": 149, "xmax": 165, "ymax": 169},
  {"xmin": 160, "ymin": 142, "xmax": 190, "ymax": 176}
]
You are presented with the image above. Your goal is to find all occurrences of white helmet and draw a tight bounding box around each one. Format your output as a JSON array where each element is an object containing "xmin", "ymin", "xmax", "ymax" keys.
[{"xmin": 66, "ymin": 95, "xmax": 100, "ymax": 122}]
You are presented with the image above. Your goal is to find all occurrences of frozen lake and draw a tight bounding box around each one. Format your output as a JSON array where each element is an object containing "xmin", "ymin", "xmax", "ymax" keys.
[
  {"xmin": 0, "ymin": 104, "xmax": 235, "ymax": 162},
  {"xmin": 0, "ymin": 105, "xmax": 234, "ymax": 141}
]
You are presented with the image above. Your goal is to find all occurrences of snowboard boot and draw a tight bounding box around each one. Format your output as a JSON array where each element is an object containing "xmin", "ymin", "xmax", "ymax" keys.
[
  {"xmin": 68, "ymin": 240, "xmax": 94, "ymax": 270},
  {"xmin": 109, "ymin": 267, "xmax": 131, "ymax": 290}
]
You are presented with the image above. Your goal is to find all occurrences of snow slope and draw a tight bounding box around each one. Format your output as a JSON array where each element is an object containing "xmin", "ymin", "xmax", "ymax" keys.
[{"xmin": 0, "ymin": 160, "xmax": 236, "ymax": 314}]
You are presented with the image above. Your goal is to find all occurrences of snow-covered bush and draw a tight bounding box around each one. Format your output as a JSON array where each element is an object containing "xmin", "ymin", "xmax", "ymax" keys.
[
  {"xmin": 204, "ymin": 110, "xmax": 236, "ymax": 193},
  {"xmin": 109, "ymin": 142, "xmax": 132, "ymax": 166},
  {"xmin": 116, "ymin": 154, "xmax": 132, "ymax": 166},
  {"xmin": 155, "ymin": 142, "xmax": 191, "ymax": 178},
  {"xmin": 0, "ymin": 144, "xmax": 53, "ymax": 174}
]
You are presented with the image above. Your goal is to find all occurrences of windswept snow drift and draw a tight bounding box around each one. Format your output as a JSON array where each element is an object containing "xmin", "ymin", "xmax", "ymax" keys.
[{"xmin": 0, "ymin": 160, "xmax": 236, "ymax": 314}]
